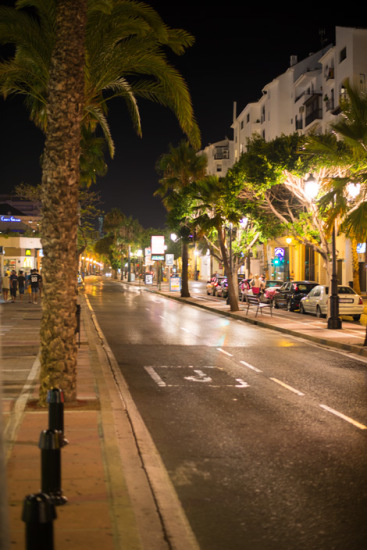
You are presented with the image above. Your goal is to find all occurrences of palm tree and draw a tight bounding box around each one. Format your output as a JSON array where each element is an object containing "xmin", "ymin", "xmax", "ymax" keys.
[
  {"xmin": 39, "ymin": 0, "xmax": 87, "ymax": 403},
  {"xmin": 0, "ymin": 0, "xmax": 201, "ymax": 152},
  {"xmin": 155, "ymin": 141, "xmax": 207, "ymax": 297},
  {"xmin": 0, "ymin": 0, "xmax": 201, "ymax": 401}
]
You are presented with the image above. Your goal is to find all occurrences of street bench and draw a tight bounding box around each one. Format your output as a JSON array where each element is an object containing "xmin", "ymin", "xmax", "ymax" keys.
[{"xmin": 243, "ymin": 294, "xmax": 273, "ymax": 317}]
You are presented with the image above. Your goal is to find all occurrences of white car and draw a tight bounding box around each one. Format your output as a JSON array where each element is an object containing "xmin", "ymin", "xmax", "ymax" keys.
[{"xmin": 299, "ymin": 285, "xmax": 364, "ymax": 321}]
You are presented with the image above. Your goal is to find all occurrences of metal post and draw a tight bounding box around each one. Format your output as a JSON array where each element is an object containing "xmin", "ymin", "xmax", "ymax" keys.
[
  {"xmin": 47, "ymin": 388, "xmax": 68, "ymax": 445},
  {"xmin": 22, "ymin": 493, "xmax": 56, "ymax": 550},
  {"xmin": 39, "ymin": 430, "xmax": 67, "ymax": 506},
  {"xmin": 327, "ymin": 214, "xmax": 342, "ymax": 329}
]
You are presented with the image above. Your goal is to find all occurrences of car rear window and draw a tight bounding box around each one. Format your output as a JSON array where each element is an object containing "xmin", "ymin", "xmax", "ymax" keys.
[
  {"xmin": 293, "ymin": 283, "xmax": 317, "ymax": 292},
  {"xmin": 325, "ymin": 286, "xmax": 355, "ymax": 295}
]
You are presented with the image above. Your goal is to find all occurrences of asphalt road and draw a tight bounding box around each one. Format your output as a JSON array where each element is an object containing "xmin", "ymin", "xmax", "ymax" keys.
[{"xmin": 86, "ymin": 278, "xmax": 367, "ymax": 550}]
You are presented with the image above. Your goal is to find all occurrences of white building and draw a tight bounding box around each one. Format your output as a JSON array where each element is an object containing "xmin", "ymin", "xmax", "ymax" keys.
[{"xmin": 199, "ymin": 138, "xmax": 234, "ymax": 177}]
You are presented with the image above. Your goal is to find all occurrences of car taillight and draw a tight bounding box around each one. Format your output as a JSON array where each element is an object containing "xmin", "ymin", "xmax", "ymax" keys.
[{"xmin": 358, "ymin": 297, "xmax": 363, "ymax": 305}]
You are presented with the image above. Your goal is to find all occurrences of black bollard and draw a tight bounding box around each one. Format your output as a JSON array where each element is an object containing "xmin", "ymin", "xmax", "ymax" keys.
[
  {"xmin": 39, "ymin": 429, "xmax": 67, "ymax": 506},
  {"xmin": 47, "ymin": 388, "xmax": 68, "ymax": 444},
  {"xmin": 22, "ymin": 492, "xmax": 57, "ymax": 550}
]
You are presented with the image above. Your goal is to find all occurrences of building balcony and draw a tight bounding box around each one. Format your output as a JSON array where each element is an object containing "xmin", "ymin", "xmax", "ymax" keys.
[{"xmin": 305, "ymin": 109, "xmax": 322, "ymax": 127}]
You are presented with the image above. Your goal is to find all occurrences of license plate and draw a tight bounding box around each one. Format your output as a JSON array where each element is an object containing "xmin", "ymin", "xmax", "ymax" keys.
[{"xmin": 339, "ymin": 298, "xmax": 353, "ymax": 303}]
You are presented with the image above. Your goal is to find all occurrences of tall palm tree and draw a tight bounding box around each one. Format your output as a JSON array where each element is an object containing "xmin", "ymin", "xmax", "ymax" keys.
[
  {"xmin": 155, "ymin": 141, "xmax": 207, "ymax": 297},
  {"xmin": 39, "ymin": 0, "xmax": 87, "ymax": 403},
  {"xmin": 0, "ymin": 0, "xmax": 201, "ymax": 401}
]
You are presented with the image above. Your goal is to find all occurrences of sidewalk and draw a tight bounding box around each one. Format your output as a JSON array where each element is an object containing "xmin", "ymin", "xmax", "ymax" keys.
[{"xmin": 2, "ymin": 280, "xmax": 367, "ymax": 549}]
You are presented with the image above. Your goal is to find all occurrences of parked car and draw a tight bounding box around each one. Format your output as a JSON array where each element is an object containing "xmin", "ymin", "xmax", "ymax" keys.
[
  {"xmin": 273, "ymin": 280, "xmax": 318, "ymax": 311},
  {"xmin": 300, "ymin": 285, "xmax": 364, "ymax": 320},
  {"xmin": 206, "ymin": 275, "xmax": 226, "ymax": 296}
]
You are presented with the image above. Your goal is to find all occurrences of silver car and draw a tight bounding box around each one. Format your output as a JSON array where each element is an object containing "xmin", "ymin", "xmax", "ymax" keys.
[{"xmin": 300, "ymin": 285, "xmax": 364, "ymax": 321}]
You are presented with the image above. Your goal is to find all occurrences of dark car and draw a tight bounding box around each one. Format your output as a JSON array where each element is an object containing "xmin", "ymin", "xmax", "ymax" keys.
[{"xmin": 273, "ymin": 280, "xmax": 318, "ymax": 311}]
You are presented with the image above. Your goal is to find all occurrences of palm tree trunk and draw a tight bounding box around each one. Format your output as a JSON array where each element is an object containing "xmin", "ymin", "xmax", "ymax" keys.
[
  {"xmin": 181, "ymin": 241, "xmax": 190, "ymax": 297},
  {"xmin": 39, "ymin": 0, "xmax": 87, "ymax": 405}
]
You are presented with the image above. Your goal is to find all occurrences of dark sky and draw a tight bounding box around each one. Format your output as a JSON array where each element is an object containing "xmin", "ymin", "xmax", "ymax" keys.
[{"xmin": 0, "ymin": 2, "xmax": 365, "ymax": 228}]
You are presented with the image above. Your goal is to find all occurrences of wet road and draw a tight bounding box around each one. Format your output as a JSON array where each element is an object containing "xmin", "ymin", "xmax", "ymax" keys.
[{"xmin": 86, "ymin": 279, "xmax": 367, "ymax": 550}]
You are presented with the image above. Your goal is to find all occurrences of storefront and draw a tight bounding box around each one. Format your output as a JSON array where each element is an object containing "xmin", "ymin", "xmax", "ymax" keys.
[{"xmin": 0, "ymin": 236, "xmax": 42, "ymax": 276}]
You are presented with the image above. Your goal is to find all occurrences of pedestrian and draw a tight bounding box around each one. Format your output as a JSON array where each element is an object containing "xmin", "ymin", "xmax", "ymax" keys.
[
  {"xmin": 30, "ymin": 268, "xmax": 42, "ymax": 304},
  {"xmin": 251, "ymin": 274, "xmax": 262, "ymax": 295},
  {"xmin": 18, "ymin": 270, "xmax": 26, "ymax": 302},
  {"xmin": 26, "ymin": 272, "xmax": 32, "ymax": 302},
  {"xmin": 10, "ymin": 270, "xmax": 18, "ymax": 302},
  {"xmin": 2, "ymin": 271, "xmax": 10, "ymax": 302}
]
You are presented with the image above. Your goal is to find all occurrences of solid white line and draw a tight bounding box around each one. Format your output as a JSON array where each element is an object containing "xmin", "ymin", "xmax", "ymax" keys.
[
  {"xmin": 181, "ymin": 327, "xmax": 191, "ymax": 333},
  {"xmin": 319, "ymin": 404, "xmax": 367, "ymax": 430},
  {"xmin": 270, "ymin": 377, "xmax": 305, "ymax": 396},
  {"xmin": 217, "ymin": 348, "xmax": 233, "ymax": 356},
  {"xmin": 239, "ymin": 360, "xmax": 262, "ymax": 373},
  {"xmin": 144, "ymin": 366, "xmax": 166, "ymax": 387}
]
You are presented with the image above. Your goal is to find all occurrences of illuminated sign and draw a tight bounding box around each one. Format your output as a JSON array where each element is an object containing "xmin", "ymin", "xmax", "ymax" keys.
[
  {"xmin": 165, "ymin": 254, "xmax": 174, "ymax": 266},
  {"xmin": 151, "ymin": 236, "xmax": 165, "ymax": 254},
  {"xmin": 1, "ymin": 215, "xmax": 21, "ymax": 222},
  {"xmin": 151, "ymin": 254, "xmax": 165, "ymax": 261},
  {"xmin": 274, "ymin": 247, "xmax": 285, "ymax": 258},
  {"xmin": 25, "ymin": 249, "xmax": 32, "ymax": 256}
]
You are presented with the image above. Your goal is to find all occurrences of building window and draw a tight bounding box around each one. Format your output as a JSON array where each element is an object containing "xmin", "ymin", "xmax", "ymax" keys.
[
  {"xmin": 339, "ymin": 47, "xmax": 347, "ymax": 63},
  {"xmin": 246, "ymin": 113, "xmax": 250, "ymax": 123},
  {"xmin": 216, "ymin": 165, "xmax": 222, "ymax": 172},
  {"xmin": 240, "ymin": 120, "xmax": 244, "ymax": 129}
]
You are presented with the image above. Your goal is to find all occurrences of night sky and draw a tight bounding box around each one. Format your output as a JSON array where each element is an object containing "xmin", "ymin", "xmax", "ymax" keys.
[{"xmin": 0, "ymin": 2, "xmax": 365, "ymax": 228}]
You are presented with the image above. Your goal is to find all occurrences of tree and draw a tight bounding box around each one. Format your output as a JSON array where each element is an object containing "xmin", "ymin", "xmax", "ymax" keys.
[
  {"xmin": 236, "ymin": 133, "xmax": 354, "ymax": 281},
  {"xmin": 39, "ymin": 0, "xmax": 87, "ymax": 403},
  {"xmin": 0, "ymin": 0, "xmax": 201, "ymax": 152},
  {"xmin": 188, "ymin": 175, "xmax": 246, "ymax": 312},
  {"xmin": 155, "ymin": 141, "xmax": 207, "ymax": 297},
  {"xmin": 103, "ymin": 208, "xmax": 144, "ymax": 279}
]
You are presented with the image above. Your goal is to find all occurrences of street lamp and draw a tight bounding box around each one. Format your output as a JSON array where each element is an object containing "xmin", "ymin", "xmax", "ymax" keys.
[{"xmin": 304, "ymin": 174, "xmax": 341, "ymax": 329}]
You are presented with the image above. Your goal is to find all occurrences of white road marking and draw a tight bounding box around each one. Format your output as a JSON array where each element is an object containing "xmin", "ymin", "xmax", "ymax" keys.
[
  {"xmin": 235, "ymin": 379, "xmax": 250, "ymax": 388},
  {"xmin": 217, "ymin": 348, "xmax": 233, "ymax": 356},
  {"xmin": 184, "ymin": 370, "xmax": 212, "ymax": 383},
  {"xmin": 159, "ymin": 315, "xmax": 166, "ymax": 319},
  {"xmin": 181, "ymin": 328, "xmax": 192, "ymax": 333},
  {"xmin": 239, "ymin": 360, "xmax": 262, "ymax": 373},
  {"xmin": 144, "ymin": 366, "xmax": 166, "ymax": 387},
  {"xmin": 270, "ymin": 377, "xmax": 305, "ymax": 396},
  {"xmin": 319, "ymin": 404, "xmax": 367, "ymax": 430}
]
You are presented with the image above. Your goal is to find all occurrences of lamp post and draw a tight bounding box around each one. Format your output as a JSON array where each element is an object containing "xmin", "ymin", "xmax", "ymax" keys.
[
  {"xmin": 305, "ymin": 174, "xmax": 341, "ymax": 329},
  {"xmin": 328, "ymin": 197, "xmax": 342, "ymax": 329}
]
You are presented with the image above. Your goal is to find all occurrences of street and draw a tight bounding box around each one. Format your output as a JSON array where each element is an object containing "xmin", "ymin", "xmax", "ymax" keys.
[{"xmin": 85, "ymin": 278, "xmax": 367, "ymax": 550}]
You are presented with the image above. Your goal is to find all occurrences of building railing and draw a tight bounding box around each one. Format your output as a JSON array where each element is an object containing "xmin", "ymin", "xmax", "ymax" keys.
[{"xmin": 305, "ymin": 108, "xmax": 322, "ymax": 127}]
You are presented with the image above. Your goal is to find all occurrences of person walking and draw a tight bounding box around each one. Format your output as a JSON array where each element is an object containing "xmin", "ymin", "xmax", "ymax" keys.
[
  {"xmin": 2, "ymin": 271, "xmax": 10, "ymax": 302},
  {"xmin": 30, "ymin": 268, "xmax": 42, "ymax": 304},
  {"xmin": 18, "ymin": 270, "xmax": 26, "ymax": 302},
  {"xmin": 9, "ymin": 270, "xmax": 18, "ymax": 302}
]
